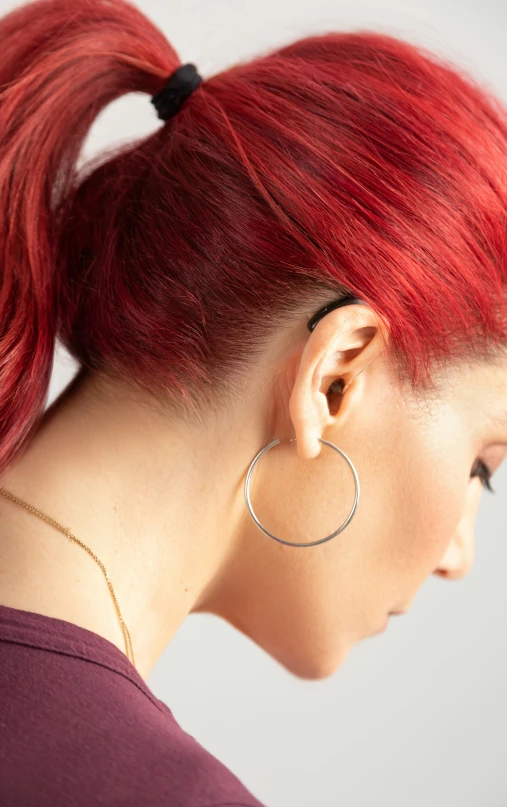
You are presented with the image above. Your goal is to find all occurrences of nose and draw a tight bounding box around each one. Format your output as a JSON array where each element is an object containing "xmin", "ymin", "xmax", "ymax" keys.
[
  {"xmin": 432, "ymin": 532, "xmax": 475, "ymax": 579},
  {"xmin": 432, "ymin": 479, "xmax": 481, "ymax": 580}
]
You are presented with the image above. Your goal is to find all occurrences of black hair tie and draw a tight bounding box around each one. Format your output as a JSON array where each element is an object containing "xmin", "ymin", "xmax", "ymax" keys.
[{"xmin": 151, "ymin": 63, "xmax": 203, "ymax": 122}]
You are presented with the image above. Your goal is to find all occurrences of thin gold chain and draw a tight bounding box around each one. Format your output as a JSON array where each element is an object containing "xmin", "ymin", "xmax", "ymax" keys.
[{"xmin": 0, "ymin": 486, "xmax": 135, "ymax": 668}]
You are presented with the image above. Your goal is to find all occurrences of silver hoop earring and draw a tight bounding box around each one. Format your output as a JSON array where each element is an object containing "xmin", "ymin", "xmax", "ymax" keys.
[{"xmin": 244, "ymin": 437, "xmax": 360, "ymax": 548}]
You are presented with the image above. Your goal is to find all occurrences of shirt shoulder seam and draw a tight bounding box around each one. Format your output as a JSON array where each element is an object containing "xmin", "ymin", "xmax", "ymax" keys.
[{"xmin": 0, "ymin": 635, "xmax": 170, "ymax": 717}]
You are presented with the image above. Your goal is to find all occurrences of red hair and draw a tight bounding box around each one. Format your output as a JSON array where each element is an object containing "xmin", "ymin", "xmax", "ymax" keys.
[{"xmin": 1, "ymin": 0, "xmax": 507, "ymax": 476}]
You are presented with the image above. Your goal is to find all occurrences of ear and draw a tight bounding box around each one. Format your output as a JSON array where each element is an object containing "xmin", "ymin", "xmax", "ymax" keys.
[{"xmin": 289, "ymin": 303, "xmax": 389, "ymax": 459}]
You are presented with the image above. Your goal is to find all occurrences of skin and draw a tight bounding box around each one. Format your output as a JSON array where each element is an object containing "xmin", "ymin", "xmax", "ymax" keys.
[{"xmin": 0, "ymin": 301, "xmax": 506, "ymax": 682}]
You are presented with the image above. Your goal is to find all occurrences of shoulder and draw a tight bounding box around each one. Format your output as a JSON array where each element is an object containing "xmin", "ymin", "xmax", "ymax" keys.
[{"xmin": 0, "ymin": 636, "xmax": 265, "ymax": 806}]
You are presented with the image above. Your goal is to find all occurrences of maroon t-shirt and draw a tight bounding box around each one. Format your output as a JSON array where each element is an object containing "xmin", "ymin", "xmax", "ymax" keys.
[{"xmin": 0, "ymin": 604, "xmax": 266, "ymax": 806}]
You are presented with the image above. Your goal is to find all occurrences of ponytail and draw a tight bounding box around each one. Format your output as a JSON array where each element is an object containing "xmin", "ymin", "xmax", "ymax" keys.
[{"xmin": 0, "ymin": 0, "xmax": 178, "ymax": 476}]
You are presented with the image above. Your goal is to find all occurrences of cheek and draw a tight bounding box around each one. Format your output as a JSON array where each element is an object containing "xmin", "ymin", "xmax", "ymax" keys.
[{"xmin": 376, "ymin": 421, "xmax": 471, "ymax": 585}]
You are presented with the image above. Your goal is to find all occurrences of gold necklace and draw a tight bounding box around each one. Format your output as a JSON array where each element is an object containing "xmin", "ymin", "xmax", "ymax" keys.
[{"xmin": 0, "ymin": 486, "xmax": 135, "ymax": 668}]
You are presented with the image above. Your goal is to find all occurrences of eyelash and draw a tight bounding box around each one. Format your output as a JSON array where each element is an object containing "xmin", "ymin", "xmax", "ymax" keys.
[{"xmin": 470, "ymin": 459, "xmax": 495, "ymax": 493}]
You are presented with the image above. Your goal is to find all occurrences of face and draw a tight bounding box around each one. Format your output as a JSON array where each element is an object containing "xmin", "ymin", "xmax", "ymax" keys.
[{"xmin": 204, "ymin": 304, "xmax": 507, "ymax": 680}]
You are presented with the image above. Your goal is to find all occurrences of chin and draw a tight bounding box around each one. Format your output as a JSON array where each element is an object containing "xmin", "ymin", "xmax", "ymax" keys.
[
  {"xmin": 213, "ymin": 606, "xmax": 353, "ymax": 680},
  {"xmin": 269, "ymin": 642, "xmax": 352, "ymax": 681}
]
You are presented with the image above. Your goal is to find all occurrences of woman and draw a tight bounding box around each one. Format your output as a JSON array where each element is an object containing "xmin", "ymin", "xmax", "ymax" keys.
[{"xmin": 0, "ymin": 0, "xmax": 506, "ymax": 804}]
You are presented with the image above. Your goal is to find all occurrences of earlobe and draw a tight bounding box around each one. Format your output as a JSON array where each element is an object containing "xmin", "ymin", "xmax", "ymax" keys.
[
  {"xmin": 288, "ymin": 379, "xmax": 327, "ymax": 459},
  {"xmin": 290, "ymin": 366, "xmax": 358, "ymax": 461}
]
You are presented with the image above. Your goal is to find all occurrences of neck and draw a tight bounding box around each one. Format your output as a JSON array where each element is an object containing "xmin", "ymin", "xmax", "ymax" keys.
[{"xmin": 0, "ymin": 370, "xmax": 256, "ymax": 680}]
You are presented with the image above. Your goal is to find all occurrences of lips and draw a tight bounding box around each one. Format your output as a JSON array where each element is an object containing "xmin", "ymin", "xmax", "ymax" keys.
[{"xmin": 388, "ymin": 609, "xmax": 408, "ymax": 616}]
